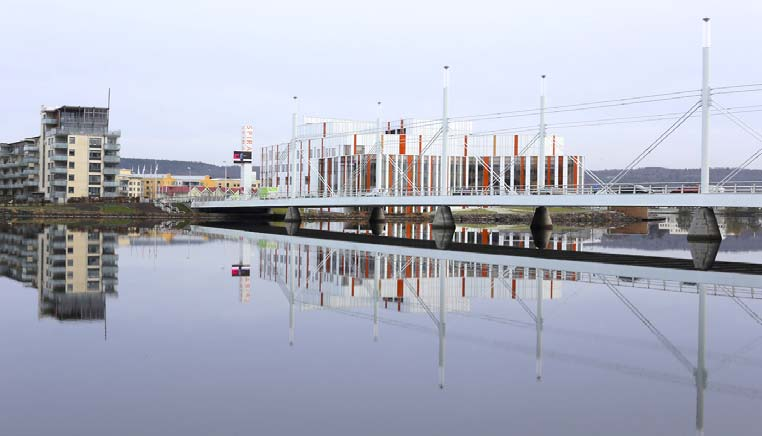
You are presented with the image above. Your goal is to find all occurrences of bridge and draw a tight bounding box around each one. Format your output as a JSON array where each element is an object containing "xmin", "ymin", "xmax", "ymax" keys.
[{"xmin": 191, "ymin": 19, "xmax": 762, "ymax": 242}]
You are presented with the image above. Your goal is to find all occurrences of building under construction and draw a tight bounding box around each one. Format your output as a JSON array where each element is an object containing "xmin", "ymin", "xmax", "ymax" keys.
[{"xmin": 259, "ymin": 117, "xmax": 586, "ymax": 212}]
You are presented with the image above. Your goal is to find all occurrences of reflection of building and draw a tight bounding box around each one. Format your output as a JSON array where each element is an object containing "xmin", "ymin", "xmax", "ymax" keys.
[
  {"xmin": 658, "ymin": 213, "xmax": 727, "ymax": 237},
  {"xmin": 260, "ymin": 117, "xmax": 586, "ymax": 213},
  {"xmin": 304, "ymin": 221, "xmax": 588, "ymax": 251},
  {"xmin": 258, "ymin": 239, "xmax": 575, "ymax": 314},
  {"xmin": 0, "ymin": 224, "xmax": 118, "ymax": 321}
]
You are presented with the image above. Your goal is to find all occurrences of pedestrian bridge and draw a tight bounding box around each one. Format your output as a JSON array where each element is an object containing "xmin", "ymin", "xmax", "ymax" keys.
[{"xmin": 190, "ymin": 183, "xmax": 762, "ymax": 211}]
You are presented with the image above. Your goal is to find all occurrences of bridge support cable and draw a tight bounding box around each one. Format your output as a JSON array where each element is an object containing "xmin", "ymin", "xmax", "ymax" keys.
[
  {"xmin": 602, "ymin": 100, "xmax": 702, "ymax": 190},
  {"xmin": 599, "ymin": 275, "xmax": 696, "ymax": 375},
  {"xmin": 712, "ymin": 100, "xmax": 762, "ymax": 186},
  {"xmin": 393, "ymin": 256, "xmax": 440, "ymax": 325},
  {"xmin": 717, "ymin": 285, "xmax": 762, "ymax": 326},
  {"xmin": 497, "ymin": 273, "xmax": 538, "ymax": 323}
]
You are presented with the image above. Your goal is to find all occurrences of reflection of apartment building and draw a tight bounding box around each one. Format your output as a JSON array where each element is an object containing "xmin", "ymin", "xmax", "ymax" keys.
[
  {"xmin": 0, "ymin": 225, "xmax": 118, "ymax": 321},
  {"xmin": 258, "ymin": 239, "xmax": 574, "ymax": 314},
  {"xmin": 0, "ymin": 138, "xmax": 42, "ymax": 201},
  {"xmin": 260, "ymin": 117, "xmax": 585, "ymax": 212}
]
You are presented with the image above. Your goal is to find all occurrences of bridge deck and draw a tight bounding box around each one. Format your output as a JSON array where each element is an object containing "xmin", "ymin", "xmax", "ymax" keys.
[{"xmin": 192, "ymin": 193, "xmax": 762, "ymax": 210}]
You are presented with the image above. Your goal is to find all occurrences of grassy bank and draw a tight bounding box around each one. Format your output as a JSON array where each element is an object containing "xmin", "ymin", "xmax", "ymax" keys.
[{"xmin": 0, "ymin": 202, "xmax": 181, "ymax": 218}]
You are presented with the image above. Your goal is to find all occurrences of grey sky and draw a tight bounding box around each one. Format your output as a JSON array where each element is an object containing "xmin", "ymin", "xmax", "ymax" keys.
[{"xmin": 1, "ymin": 0, "xmax": 760, "ymax": 170}]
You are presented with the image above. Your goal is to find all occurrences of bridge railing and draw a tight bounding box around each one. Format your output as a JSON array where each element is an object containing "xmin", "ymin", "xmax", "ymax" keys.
[{"xmin": 190, "ymin": 181, "xmax": 762, "ymax": 203}]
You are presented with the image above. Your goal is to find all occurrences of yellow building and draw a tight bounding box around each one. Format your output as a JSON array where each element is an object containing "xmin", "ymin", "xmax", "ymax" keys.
[{"xmin": 116, "ymin": 170, "xmax": 246, "ymax": 199}]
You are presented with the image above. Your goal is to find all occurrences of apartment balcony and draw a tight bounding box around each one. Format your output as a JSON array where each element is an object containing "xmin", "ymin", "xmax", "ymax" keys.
[
  {"xmin": 22, "ymin": 156, "xmax": 39, "ymax": 164},
  {"xmin": 24, "ymin": 145, "xmax": 39, "ymax": 153},
  {"xmin": 24, "ymin": 179, "xmax": 39, "ymax": 187},
  {"xmin": 104, "ymin": 143, "xmax": 120, "ymax": 152},
  {"xmin": 106, "ymin": 130, "xmax": 121, "ymax": 138},
  {"xmin": 42, "ymin": 116, "xmax": 58, "ymax": 125},
  {"xmin": 102, "ymin": 167, "xmax": 119, "ymax": 175},
  {"xmin": 101, "ymin": 254, "xmax": 118, "ymax": 263},
  {"xmin": 50, "ymin": 166, "xmax": 67, "ymax": 175},
  {"xmin": 46, "ymin": 126, "xmax": 107, "ymax": 137},
  {"xmin": 51, "ymin": 154, "xmax": 68, "ymax": 162},
  {"xmin": 52, "ymin": 142, "xmax": 69, "ymax": 150},
  {"xmin": 102, "ymin": 155, "xmax": 120, "ymax": 164},
  {"xmin": 51, "ymin": 179, "xmax": 67, "ymax": 187}
]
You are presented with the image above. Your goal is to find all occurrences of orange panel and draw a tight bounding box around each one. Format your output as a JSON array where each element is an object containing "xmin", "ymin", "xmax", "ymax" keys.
[
  {"xmin": 481, "ymin": 229, "xmax": 488, "ymax": 245},
  {"xmin": 519, "ymin": 156, "xmax": 525, "ymax": 188},
  {"xmin": 400, "ymin": 134, "xmax": 406, "ymax": 154},
  {"xmin": 483, "ymin": 157, "xmax": 490, "ymax": 189},
  {"xmin": 353, "ymin": 134, "xmax": 357, "ymax": 155},
  {"xmin": 513, "ymin": 135, "xmax": 519, "ymax": 155},
  {"xmin": 397, "ymin": 280, "xmax": 403, "ymax": 298}
]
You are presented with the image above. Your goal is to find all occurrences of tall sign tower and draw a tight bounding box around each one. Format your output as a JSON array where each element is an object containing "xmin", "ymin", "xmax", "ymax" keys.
[{"xmin": 237, "ymin": 125, "xmax": 254, "ymax": 196}]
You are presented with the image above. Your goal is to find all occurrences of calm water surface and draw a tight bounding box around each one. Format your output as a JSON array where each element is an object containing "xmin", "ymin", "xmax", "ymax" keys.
[{"xmin": 1, "ymin": 215, "xmax": 761, "ymax": 436}]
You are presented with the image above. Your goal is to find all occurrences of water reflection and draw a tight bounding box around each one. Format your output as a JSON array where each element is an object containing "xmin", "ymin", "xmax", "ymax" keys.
[
  {"xmin": 0, "ymin": 224, "xmax": 117, "ymax": 323},
  {"xmin": 1, "ymin": 221, "xmax": 761, "ymax": 435},
  {"xmin": 211, "ymin": 224, "xmax": 762, "ymax": 435}
]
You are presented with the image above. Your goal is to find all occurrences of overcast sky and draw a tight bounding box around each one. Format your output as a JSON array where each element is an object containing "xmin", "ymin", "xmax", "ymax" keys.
[{"xmin": 1, "ymin": 0, "xmax": 760, "ymax": 170}]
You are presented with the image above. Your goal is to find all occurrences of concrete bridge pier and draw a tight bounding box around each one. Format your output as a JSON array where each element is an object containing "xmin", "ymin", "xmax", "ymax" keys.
[
  {"xmin": 369, "ymin": 206, "xmax": 386, "ymax": 224},
  {"xmin": 687, "ymin": 207, "xmax": 722, "ymax": 241},
  {"xmin": 432, "ymin": 227, "xmax": 455, "ymax": 250},
  {"xmin": 284, "ymin": 206, "xmax": 301, "ymax": 223},
  {"xmin": 432, "ymin": 206, "xmax": 456, "ymax": 230},
  {"xmin": 530, "ymin": 206, "xmax": 553, "ymax": 231},
  {"xmin": 531, "ymin": 227, "xmax": 552, "ymax": 250}
]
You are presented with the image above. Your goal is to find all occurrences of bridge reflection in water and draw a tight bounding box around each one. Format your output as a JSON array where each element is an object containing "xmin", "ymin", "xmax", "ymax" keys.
[{"xmin": 194, "ymin": 223, "xmax": 762, "ymax": 436}]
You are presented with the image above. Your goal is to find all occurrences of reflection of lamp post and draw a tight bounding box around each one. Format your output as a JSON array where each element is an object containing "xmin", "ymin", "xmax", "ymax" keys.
[
  {"xmin": 223, "ymin": 160, "xmax": 228, "ymax": 180},
  {"xmin": 187, "ymin": 166, "xmax": 191, "ymax": 187}
]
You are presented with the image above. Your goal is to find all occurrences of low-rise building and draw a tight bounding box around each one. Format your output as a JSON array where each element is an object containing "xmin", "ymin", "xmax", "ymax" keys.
[{"xmin": 259, "ymin": 117, "xmax": 585, "ymax": 213}]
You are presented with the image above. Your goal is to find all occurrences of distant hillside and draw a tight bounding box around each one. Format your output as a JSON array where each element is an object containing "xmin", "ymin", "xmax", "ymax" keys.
[
  {"xmin": 121, "ymin": 158, "xmax": 260, "ymax": 179},
  {"xmin": 121, "ymin": 160, "xmax": 759, "ymax": 184},
  {"xmin": 591, "ymin": 167, "xmax": 762, "ymax": 184}
]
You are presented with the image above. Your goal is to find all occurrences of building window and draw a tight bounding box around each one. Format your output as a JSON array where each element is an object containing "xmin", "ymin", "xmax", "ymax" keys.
[
  {"xmin": 67, "ymin": 187, "xmax": 74, "ymax": 193},
  {"xmin": 89, "ymin": 138, "xmax": 103, "ymax": 148},
  {"xmin": 68, "ymin": 136, "xmax": 76, "ymax": 145},
  {"xmin": 89, "ymin": 151, "xmax": 101, "ymax": 160},
  {"xmin": 69, "ymin": 149, "xmax": 75, "ymax": 156},
  {"xmin": 68, "ymin": 162, "xmax": 75, "ymax": 169},
  {"xmin": 67, "ymin": 259, "xmax": 74, "ymax": 266},
  {"xmin": 67, "ymin": 247, "xmax": 73, "ymax": 254},
  {"xmin": 67, "ymin": 234, "xmax": 74, "ymax": 241},
  {"xmin": 89, "ymin": 163, "xmax": 101, "ymax": 172},
  {"xmin": 68, "ymin": 175, "xmax": 74, "ymax": 181}
]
